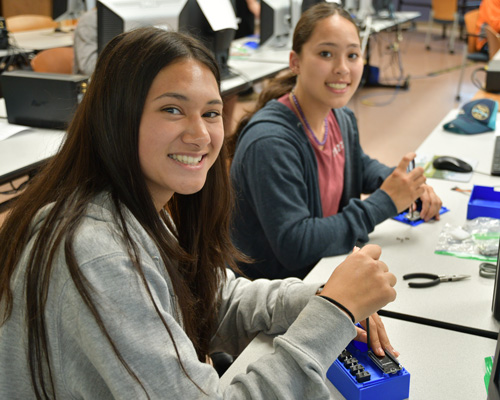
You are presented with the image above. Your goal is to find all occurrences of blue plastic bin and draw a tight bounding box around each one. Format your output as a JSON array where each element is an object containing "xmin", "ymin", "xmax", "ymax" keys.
[{"xmin": 467, "ymin": 185, "xmax": 500, "ymax": 220}]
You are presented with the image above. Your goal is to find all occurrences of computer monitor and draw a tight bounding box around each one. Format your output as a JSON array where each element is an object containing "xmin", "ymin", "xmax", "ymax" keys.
[
  {"xmin": 178, "ymin": 0, "xmax": 237, "ymax": 79},
  {"xmin": 232, "ymin": 0, "xmax": 255, "ymax": 39},
  {"xmin": 301, "ymin": 0, "xmax": 324, "ymax": 13},
  {"xmin": 97, "ymin": 0, "xmax": 183, "ymax": 54},
  {"xmin": 357, "ymin": 0, "xmax": 374, "ymax": 20},
  {"xmin": 372, "ymin": 0, "xmax": 394, "ymax": 18},
  {"xmin": 52, "ymin": 0, "xmax": 96, "ymax": 22},
  {"xmin": 488, "ymin": 329, "xmax": 500, "ymax": 400},
  {"xmin": 491, "ymin": 236, "xmax": 500, "ymax": 320},
  {"xmin": 260, "ymin": 0, "xmax": 291, "ymax": 48},
  {"xmin": 343, "ymin": 0, "xmax": 358, "ymax": 11},
  {"xmin": 97, "ymin": 0, "xmax": 236, "ymax": 79}
]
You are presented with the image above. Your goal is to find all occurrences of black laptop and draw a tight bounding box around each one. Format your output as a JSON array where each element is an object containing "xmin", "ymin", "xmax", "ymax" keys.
[{"xmin": 1, "ymin": 70, "xmax": 88, "ymax": 130}]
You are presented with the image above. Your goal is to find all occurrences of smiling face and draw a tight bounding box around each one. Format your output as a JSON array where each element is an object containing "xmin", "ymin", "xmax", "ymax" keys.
[
  {"xmin": 290, "ymin": 14, "xmax": 363, "ymax": 114},
  {"xmin": 138, "ymin": 59, "xmax": 224, "ymax": 210}
]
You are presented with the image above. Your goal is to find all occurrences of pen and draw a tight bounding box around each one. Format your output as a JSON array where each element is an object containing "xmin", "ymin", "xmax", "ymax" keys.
[{"xmin": 408, "ymin": 159, "xmax": 416, "ymax": 219}]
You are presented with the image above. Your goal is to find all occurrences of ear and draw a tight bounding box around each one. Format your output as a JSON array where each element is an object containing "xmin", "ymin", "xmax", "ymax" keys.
[{"xmin": 289, "ymin": 50, "xmax": 300, "ymax": 75}]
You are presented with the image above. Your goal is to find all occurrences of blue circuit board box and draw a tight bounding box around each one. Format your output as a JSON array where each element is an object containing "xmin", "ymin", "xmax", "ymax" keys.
[{"xmin": 327, "ymin": 341, "xmax": 410, "ymax": 400}]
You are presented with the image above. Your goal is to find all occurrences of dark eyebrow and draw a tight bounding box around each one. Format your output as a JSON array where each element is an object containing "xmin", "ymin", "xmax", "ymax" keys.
[
  {"xmin": 153, "ymin": 92, "xmax": 222, "ymax": 105},
  {"xmin": 317, "ymin": 42, "xmax": 360, "ymax": 49}
]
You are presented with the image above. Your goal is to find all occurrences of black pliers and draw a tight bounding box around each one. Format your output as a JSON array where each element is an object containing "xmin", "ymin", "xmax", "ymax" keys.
[{"xmin": 403, "ymin": 273, "xmax": 470, "ymax": 288}]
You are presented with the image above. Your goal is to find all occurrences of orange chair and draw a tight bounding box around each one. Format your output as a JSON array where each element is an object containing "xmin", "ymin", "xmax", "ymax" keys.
[
  {"xmin": 31, "ymin": 47, "xmax": 75, "ymax": 74},
  {"xmin": 425, "ymin": 0, "xmax": 459, "ymax": 53},
  {"xmin": 5, "ymin": 14, "xmax": 58, "ymax": 33},
  {"xmin": 485, "ymin": 24, "xmax": 500, "ymax": 60},
  {"xmin": 455, "ymin": 9, "xmax": 489, "ymax": 100}
]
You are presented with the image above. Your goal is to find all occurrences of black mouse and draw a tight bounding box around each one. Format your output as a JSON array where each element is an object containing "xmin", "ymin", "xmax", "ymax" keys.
[{"xmin": 432, "ymin": 156, "xmax": 473, "ymax": 173}]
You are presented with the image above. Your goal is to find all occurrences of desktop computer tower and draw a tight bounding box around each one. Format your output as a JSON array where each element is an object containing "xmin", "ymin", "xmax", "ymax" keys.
[{"xmin": 1, "ymin": 70, "xmax": 88, "ymax": 129}]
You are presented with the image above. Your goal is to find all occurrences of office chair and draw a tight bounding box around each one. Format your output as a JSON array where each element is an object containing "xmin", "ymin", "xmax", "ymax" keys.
[
  {"xmin": 425, "ymin": 0, "xmax": 459, "ymax": 54},
  {"xmin": 30, "ymin": 47, "xmax": 74, "ymax": 74},
  {"xmin": 455, "ymin": 9, "xmax": 489, "ymax": 100},
  {"xmin": 5, "ymin": 15, "xmax": 58, "ymax": 33}
]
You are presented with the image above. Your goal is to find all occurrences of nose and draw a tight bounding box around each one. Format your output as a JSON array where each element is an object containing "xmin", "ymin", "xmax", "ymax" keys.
[
  {"xmin": 334, "ymin": 57, "xmax": 349, "ymax": 75},
  {"xmin": 182, "ymin": 117, "xmax": 210, "ymax": 147}
]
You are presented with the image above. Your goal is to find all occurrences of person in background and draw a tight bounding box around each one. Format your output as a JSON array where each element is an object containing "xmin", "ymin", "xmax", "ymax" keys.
[
  {"xmin": 72, "ymin": 7, "xmax": 97, "ymax": 76},
  {"xmin": 229, "ymin": 3, "xmax": 442, "ymax": 281},
  {"xmin": 0, "ymin": 27, "xmax": 398, "ymax": 398},
  {"xmin": 475, "ymin": 0, "xmax": 500, "ymax": 53}
]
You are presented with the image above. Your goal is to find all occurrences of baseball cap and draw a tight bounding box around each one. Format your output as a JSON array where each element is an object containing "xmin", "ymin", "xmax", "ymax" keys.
[{"xmin": 443, "ymin": 99, "xmax": 498, "ymax": 134}]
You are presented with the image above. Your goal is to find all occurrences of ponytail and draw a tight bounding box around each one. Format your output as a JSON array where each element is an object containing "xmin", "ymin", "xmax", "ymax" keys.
[{"xmin": 227, "ymin": 70, "xmax": 297, "ymax": 159}]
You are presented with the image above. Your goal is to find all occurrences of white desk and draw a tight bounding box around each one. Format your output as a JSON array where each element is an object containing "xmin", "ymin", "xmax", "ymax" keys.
[
  {"xmin": 221, "ymin": 318, "xmax": 495, "ymax": 399},
  {"xmin": 0, "ymin": 58, "xmax": 287, "ymax": 187},
  {"xmin": 0, "ymin": 118, "xmax": 65, "ymax": 186},
  {"xmin": 223, "ymin": 58, "xmax": 288, "ymax": 97},
  {"xmin": 221, "ymin": 108, "xmax": 500, "ymax": 398},
  {"xmin": 0, "ymin": 28, "xmax": 74, "ymax": 57},
  {"xmin": 308, "ymin": 109, "xmax": 500, "ymax": 337},
  {"xmin": 230, "ymin": 11, "xmax": 421, "ymax": 65}
]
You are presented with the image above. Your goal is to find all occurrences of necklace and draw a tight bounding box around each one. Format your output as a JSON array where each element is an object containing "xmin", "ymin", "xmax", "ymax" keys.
[{"xmin": 291, "ymin": 92, "xmax": 328, "ymax": 147}]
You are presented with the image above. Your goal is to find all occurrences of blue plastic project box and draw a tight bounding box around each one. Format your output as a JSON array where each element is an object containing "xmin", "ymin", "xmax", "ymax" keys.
[
  {"xmin": 467, "ymin": 185, "xmax": 500, "ymax": 220},
  {"xmin": 327, "ymin": 341, "xmax": 410, "ymax": 400}
]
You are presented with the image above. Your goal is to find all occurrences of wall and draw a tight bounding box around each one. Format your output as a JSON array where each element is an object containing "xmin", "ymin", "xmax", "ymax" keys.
[{"xmin": 1, "ymin": 0, "xmax": 51, "ymax": 18}]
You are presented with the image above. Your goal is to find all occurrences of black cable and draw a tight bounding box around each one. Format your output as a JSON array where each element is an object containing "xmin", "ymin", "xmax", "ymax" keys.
[{"xmin": 366, "ymin": 317, "xmax": 371, "ymax": 351}]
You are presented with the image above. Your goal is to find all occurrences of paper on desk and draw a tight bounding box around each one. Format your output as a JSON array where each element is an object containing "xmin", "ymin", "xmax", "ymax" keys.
[
  {"xmin": 417, "ymin": 154, "xmax": 478, "ymax": 183},
  {"xmin": 197, "ymin": 0, "xmax": 238, "ymax": 31},
  {"xmin": 0, "ymin": 124, "xmax": 32, "ymax": 141}
]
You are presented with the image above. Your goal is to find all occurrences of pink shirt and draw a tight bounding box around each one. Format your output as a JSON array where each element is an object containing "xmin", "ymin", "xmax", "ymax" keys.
[{"xmin": 279, "ymin": 94, "xmax": 345, "ymax": 217}]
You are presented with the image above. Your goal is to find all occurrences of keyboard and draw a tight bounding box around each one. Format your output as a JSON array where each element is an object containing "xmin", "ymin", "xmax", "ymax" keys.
[{"xmin": 492, "ymin": 135, "xmax": 500, "ymax": 176}]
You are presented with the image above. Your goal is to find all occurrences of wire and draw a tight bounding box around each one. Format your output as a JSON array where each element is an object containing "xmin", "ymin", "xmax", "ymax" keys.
[
  {"xmin": 470, "ymin": 67, "xmax": 487, "ymax": 90},
  {"xmin": 451, "ymin": 186, "xmax": 471, "ymax": 195},
  {"xmin": 366, "ymin": 317, "xmax": 371, "ymax": 351},
  {"xmin": 480, "ymin": 262, "xmax": 497, "ymax": 279}
]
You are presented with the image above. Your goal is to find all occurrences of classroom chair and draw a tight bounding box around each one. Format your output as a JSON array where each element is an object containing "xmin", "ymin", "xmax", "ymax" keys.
[
  {"xmin": 485, "ymin": 25, "xmax": 500, "ymax": 61},
  {"xmin": 5, "ymin": 14, "xmax": 58, "ymax": 33},
  {"xmin": 30, "ymin": 47, "xmax": 74, "ymax": 74},
  {"xmin": 425, "ymin": 0, "xmax": 459, "ymax": 54}
]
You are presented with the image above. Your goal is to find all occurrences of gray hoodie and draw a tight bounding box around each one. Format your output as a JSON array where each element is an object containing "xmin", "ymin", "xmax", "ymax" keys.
[{"xmin": 0, "ymin": 193, "xmax": 356, "ymax": 399}]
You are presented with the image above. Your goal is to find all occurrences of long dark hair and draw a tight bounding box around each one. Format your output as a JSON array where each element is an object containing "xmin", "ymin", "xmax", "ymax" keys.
[
  {"xmin": 0, "ymin": 27, "xmax": 242, "ymax": 398},
  {"xmin": 227, "ymin": 2, "xmax": 358, "ymax": 157}
]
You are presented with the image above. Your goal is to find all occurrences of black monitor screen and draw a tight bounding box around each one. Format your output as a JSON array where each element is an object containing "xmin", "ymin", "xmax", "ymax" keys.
[
  {"xmin": 260, "ymin": 0, "xmax": 291, "ymax": 48},
  {"xmin": 488, "ymin": 329, "xmax": 500, "ymax": 400},
  {"xmin": 301, "ymin": 0, "xmax": 325, "ymax": 13},
  {"xmin": 178, "ymin": 0, "xmax": 235, "ymax": 79},
  {"xmin": 232, "ymin": 0, "xmax": 255, "ymax": 39},
  {"xmin": 491, "ymin": 236, "xmax": 500, "ymax": 321}
]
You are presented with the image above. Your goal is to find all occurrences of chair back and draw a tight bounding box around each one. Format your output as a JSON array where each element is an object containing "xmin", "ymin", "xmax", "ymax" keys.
[
  {"xmin": 485, "ymin": 25, "xmax": 500, "ymax": 60},
  {"xmin": 31, "ymin": 47, "xmax": 74, "ymax": 74},
  {"xmin": 431, "ymin": 0, "xmax": 458, "ymax": 21},
  {"xmin": 5, "ymin": 14, "xmax": 58, "ymax": 33},
  {"xmin": 464, "ymin": 8, "xmax": 480, "ymax": 53}
]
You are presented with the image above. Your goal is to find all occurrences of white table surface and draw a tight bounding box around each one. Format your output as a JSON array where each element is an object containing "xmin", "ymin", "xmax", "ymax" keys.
[
  {"xmin": 229, "ymin": 11, "xmax": 421, "ymax": 65},
  {"xmin": 221, "ymin": 317, "xmax": 495, "ymax": 400},
  {"xmin": 307, "ymin": 109, "xmax": 500, "ymax": 336},
  {"xmin": 0, "ymin": 28, "xmax": 74, "ymax": 57},
  {"xmin": 0, "ymin": 55, "xmax": 287, "ymax": 185}
]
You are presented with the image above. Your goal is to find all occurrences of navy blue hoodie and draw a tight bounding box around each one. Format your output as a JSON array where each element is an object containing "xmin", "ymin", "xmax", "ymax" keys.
[{"xmin": 230, "ymin": 100, "xmax": 397, "ymax": 279}]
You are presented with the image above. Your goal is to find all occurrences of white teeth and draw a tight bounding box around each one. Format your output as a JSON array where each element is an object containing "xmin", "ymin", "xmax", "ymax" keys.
[
  {"xmin": 168, "ymin": 154, "xmax": 202, "ymax": 165},
  {"xmin": 327, "ymin": 83, "xmax": 347, "ymax": 89}
]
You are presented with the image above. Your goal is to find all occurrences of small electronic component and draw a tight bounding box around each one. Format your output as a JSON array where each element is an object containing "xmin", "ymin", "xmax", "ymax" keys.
[
  {"xmin": 404, "ymin": 210, "xmax": 420, "ymax": 221},
  {"xmin": 367, "ymin": 349, "xmax": 402, "ymax": 375}
]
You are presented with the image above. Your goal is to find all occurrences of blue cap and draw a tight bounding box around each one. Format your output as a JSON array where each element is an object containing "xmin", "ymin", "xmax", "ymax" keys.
[{"xmin": 443, "ymin": 99, "xmax": 498, "ymax": 134}]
